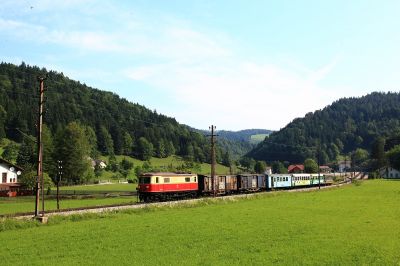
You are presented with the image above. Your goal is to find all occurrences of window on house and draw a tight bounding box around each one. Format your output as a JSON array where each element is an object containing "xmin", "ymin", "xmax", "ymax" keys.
[{"xmin": 2, "ymin": 173, "xmax": 6, "ymax": 183}]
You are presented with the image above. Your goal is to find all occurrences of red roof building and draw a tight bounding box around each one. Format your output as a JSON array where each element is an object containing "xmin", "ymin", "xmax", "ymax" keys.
[{"xmin": 288, "ymin": 164, "xmax": 304, "ymax": 173}]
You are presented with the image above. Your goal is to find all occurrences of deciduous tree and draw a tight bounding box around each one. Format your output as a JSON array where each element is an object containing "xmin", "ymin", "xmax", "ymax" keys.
[{"xmin": 304, "ymin": 158, "xmax": 318, "ymax": 173}]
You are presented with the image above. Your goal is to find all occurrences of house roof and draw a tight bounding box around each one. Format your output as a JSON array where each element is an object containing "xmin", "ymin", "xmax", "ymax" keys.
[
  {"xmin": 319, "ymin": 166, "xmax": 331, "ymax": 169},
  {"xmin": 0, "ymin": 183, "xmax": 21, "ymax": 188},
  {"xmin": 0, "ymin": 158, "xmax": 23, "ymax": 172},
  {"xmin": 288, "ymin": 164, "xmax": 304, "ymax": 172}
]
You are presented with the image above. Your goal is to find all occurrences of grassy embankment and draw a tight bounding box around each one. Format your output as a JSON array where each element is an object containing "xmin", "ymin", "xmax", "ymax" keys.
[
  {"xmin": 1, "ymin": 179, "xmax": 399, "ymax": 265},
  {"xmin": 0, "ymin": 183, "xmax": 137, "ymax": 215}
]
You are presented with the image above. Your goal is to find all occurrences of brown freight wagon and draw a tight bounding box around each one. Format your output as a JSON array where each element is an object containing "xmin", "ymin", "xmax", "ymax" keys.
[
  {"xmin": 197, "ymin": 175, "xmax": 238, "ymax": 195},
  {"xmin": 237, "ymin": 174, "xmax": 263, "ymax": 192}
]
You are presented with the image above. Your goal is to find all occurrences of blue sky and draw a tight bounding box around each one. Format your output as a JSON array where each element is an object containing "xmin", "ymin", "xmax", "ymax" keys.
[{"xmin": 1, "ymin": 0, "xmax": 400, "ymax": 130}]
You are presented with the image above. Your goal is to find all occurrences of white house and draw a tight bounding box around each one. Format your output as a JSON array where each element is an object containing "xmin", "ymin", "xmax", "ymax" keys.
[
  {"xmin": 338, "ymin": 160, "xmax": 351, "ymax": 173},
  {"xmin": 0, "ymin": 158, "xmax": 23, "ymax": 196},
  {"xmin": 264, "ymin": 167, "xmax": 272, "ymax": 175},
  {"xmin": 379, "ymin": 167, "xmax": 400, "ymax": 179},
  {"xmin": 90, "ymin": 159, "xmax": 107, "ymax": 169}
]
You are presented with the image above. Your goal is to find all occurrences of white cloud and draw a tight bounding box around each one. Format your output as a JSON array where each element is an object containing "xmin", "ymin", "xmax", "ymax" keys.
[
  {"xmin": 0, "ymin": 2, "xmax": 348, "ymax": 131},
  {"xmin": 124, "ymin": 58, "xmax": 343, "ymax": 130}
]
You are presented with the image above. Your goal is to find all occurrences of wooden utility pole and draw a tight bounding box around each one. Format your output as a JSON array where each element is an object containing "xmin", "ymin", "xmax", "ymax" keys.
[
  {"xmin": 57, "ymin": 160, "xmax": 63, "ymax": 210},
  {"xmin": 35, "ymin": 76, "xmax": 46, "ymax": 218},
  {"xmin": 209, "ymin": 125, "xmax": 217, "ymax": 197}
]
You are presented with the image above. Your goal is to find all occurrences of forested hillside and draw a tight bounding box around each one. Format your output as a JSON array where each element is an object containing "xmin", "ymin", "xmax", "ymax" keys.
[
  {"xmin": 217, "ymin": 129, "xmax": 272, "ymax": 142},
  {"xmin": 0, "ymin": 62, "xmax": 222, "ymax": 167},
  {"xmin": 248, "ymin": 92, "xmax": 400, "ymax": 164},
  {"xmin": 193, "ymin": 128, "xmax": 272, "ymax": 161}
]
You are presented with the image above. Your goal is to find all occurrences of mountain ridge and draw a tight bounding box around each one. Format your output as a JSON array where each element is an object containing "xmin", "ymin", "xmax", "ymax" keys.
[{"xmin": 247, "ymin": 91, "xmax": 400, "ymax": 164}]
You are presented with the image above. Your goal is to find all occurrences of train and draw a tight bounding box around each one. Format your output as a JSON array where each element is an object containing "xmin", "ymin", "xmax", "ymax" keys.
[{"xmin": 137, "ymin": 172, "xmax": 327, "ymax": 202}]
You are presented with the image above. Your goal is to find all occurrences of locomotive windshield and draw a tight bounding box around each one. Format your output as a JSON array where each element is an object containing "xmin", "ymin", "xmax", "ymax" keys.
[{"xmin": 139, "ymin": 177, "xmax": 151, "ymax": 184}]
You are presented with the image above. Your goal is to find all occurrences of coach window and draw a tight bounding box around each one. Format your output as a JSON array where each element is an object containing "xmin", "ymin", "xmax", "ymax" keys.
[
  {"xmin": 156, "ymin": 177, "xmax": 159, "ymax": 183},
  {"xmin": 164, "ymin": 178, "xmax": 170, "ymax": 183},
  {"xmin": 194, "ymin": 176, "xmax": 197, "ymax": 182},
  {"xmin": 185, "ymin": 177, "xmax": 190, "ymax": 182}
]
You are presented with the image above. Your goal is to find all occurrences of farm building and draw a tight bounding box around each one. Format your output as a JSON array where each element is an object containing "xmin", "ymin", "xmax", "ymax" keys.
[
  {"xmin": 288, "ymin": 164, "xmax": 304, "ymax": 173},
  {"xmin": 338, "ymin": 160, "xmax": 351, "ymax": 172},
  {"xmin": 319, "ymin": 166, "xmax": 332, "ymax": 173},
  {"xmin": 379, "ymin": 167, "xmax": 400, "ymax": 179},
  {"xmin": 90, "ymin": 159, "xmax": 107, "ymax": 169},
  {"xmin": 0, "ymin": 158, "xmax": 23, "ymax": 197}
]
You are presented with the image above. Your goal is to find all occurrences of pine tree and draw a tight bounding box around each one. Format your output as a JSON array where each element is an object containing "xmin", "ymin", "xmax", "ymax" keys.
[
  {"xmin": 254, "ymin": 161, "xmax": 267, "ymax": 174},
  {"xmin": 122, "ymin": 132, "xmax": 133, "ymax": 155},
  {"xmin": 1, "ymin": 141, "xmax": 19, "ymax": 162},
  {"xmin": 56, "ymin": 122, "xmax": 93, "ymax": 184},
  {"xmin": 16, "ymin": 136, "xmax": 36, "ymax": 170},
  {"xmin": 137, "ymin": 137, "xmax": 153, "ymax": 161},
  {"xmin": 42, "ymin": 125, "xmax": 56, "ymax": 178},
  {"xmin": 0, "ymin": 105, "xmax": 6, "ymax": 140},
  {"xmin": 156, "ymin": 140, "xmax": 166, "ymax": 158},
  {"xmin": 85, "ymin": 126, "xmax": 98, "ymax": 158},
  {"xmin": 98, "ymin": 126, "xmax": 114, "ymax": 155}
]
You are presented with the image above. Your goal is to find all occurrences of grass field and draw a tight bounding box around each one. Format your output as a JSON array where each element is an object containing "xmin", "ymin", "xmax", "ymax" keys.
[
  {"xmin": 99, "ymin": 155, "xmax": 231, "ymax": 179},
  {"xmin": 58, "ymin": 183, "xmax": 136, "ymax": 192},
  {"xmin": 0, "ymin": 196, "xmax": 137, "ymax": 215},
  {"xmin": 1, "ymin": 180, "xmax": 400, "ymax": 265},
  {"xmin": 250, "ymin": 134, "xmax": 269, "ymax": 144},
  {"xmin": 0, "ymin": 183, "xmax": 137, "ymax": 215}
]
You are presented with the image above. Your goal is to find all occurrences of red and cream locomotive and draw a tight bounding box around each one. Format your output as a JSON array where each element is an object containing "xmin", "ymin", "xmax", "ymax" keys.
[{"xmin": 138, "ymin": 172, "xmax": 198, "ymax": 202}]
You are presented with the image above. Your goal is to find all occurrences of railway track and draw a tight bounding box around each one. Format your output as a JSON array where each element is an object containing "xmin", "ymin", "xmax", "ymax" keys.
[{"xmin": 2, "ymin": 182, "xmax": 350, "ymax": 220}]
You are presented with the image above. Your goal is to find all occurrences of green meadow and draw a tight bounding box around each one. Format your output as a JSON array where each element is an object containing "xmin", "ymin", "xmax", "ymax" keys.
[
  {"xmin": 97, "ymin": 155, "xmax": 231, "ymax": 181},
  {"xmin": 58, "ymin": 183, "xmax": 136, "ymax": 192},
  {"xmin": 0, "ymin": 196, "xmax": 137, "ymax": 215},
  {"xmin": 0, "ymin": 183, "xmax": 138, "ymax": 215},
  {"xmin": 1, "ymin": 180, "xmax": 400, "ymax": 265},
  {"xmin": 249, "ymin": 133, "xmax": 269, "ymax": 144}
]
